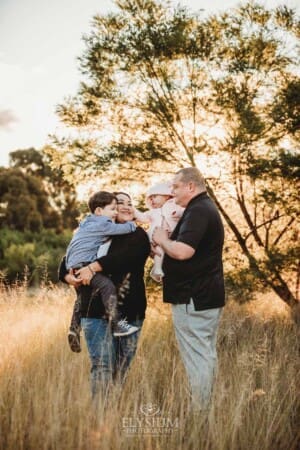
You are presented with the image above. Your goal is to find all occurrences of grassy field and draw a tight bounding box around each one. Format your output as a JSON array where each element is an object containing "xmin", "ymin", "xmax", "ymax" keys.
[{"xmin": 0, "ymin": 284, "xmax": 299, "ymax": 450}]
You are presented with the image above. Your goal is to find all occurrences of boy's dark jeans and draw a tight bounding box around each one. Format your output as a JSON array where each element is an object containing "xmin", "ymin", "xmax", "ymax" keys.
[
  {"xmin": 70, "ymin": 292, "xmax": 82, "ymax": 332},
  {"xmin": 69, "ymin": 272, "xmax": 117, "ymax": 331},
  {"xmin": 69, "ymin": 272, "xmax": 131, "ymax": 332}
]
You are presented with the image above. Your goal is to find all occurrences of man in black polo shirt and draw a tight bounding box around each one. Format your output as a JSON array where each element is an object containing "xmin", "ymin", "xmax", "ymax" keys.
[{"xmin": 153, "ymin": 167, "xmax": 225, "ymax": 412}]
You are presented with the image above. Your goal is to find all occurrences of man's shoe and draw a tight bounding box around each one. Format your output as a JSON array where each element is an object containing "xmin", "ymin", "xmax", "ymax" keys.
[
  {"xmin": 68, "ymin": 329, "xmax": 81, "ymax": 353},
  {"xmin": 113, "ymin": 319, "xmax": 139, "ymax": 337}
]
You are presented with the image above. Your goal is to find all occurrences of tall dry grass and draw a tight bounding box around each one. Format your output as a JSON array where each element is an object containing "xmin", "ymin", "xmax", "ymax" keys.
[{"xmin": 0, "ymin": 285, "xmax": 299, "ymax": 450}]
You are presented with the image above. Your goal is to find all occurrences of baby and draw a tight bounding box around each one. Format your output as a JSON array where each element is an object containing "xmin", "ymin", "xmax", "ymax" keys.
[{"xmin": 135, "ymin": 182, "xmax": 184, "ymax": 282}]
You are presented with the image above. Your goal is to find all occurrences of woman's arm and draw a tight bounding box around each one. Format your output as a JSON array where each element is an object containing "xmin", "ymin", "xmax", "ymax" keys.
[
  {"xmin": 69, "ymin": 228, "xmax": 150, "ymax": 285},
  {"xmin": 58, "ymin": 256, "xmax": 69, "ymax": 283},
  {"xmin": 75, "ymin": 260, "xmax": 102, "ymax": 285},
  {"xmin": 98, "ymin": 227, "xmax": 150, "ymax": 275}
]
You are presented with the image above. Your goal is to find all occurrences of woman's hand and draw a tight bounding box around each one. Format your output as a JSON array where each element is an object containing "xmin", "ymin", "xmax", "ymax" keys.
[
  {"xmin": 75, "ymin": 266, "xmax": 94, "ymax": 285},
  {"xmin": 75, "ymin": 261, "xmax": 102, "ymax": 285},
  {"xmin": 64, "ymin": 272, "xmax": 82, "ymax": 288}
]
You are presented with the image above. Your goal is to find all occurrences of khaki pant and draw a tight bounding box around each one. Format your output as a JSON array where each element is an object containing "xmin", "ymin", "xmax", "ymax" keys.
[{"xmin": 172, "ymin": 301, "xmax": 222, "ymax": 412}]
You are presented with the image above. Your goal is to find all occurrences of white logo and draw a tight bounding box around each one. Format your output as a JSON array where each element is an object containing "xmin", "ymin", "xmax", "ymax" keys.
[
  {"xmin": 140, "ymin": 403, "xmax": 160, "ymax": 416},
  {"xmin": 122, "ymin": 402, "xmax": 179, "ymax": 436}
]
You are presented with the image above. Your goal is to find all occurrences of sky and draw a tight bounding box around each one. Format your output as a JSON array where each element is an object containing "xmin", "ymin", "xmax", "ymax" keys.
[{"xmin": 0, "ymin": 0, "xmax": 299, "ymax": 167}]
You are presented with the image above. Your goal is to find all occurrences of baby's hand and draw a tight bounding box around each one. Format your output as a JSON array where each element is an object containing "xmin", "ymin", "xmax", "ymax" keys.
[{"xmin": 172, "ymin": 210, "xmax": 181, "ymax": 219}]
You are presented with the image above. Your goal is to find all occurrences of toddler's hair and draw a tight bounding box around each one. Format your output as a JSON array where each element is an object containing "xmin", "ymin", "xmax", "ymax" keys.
[{"xmin": 88, "ymin": 191, "xmax": 117, "ymax": 213}]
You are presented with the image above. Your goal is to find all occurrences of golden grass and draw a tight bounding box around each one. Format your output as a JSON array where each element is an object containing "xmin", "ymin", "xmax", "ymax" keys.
[{"xmin": 0, "ymin": 285, "xmax": 299, "ymax": 450}]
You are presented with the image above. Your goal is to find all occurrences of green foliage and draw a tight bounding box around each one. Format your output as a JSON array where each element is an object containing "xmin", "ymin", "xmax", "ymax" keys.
[
  {"xmin": 225, "ymin": 268, "xmax": 266, "ymax": 303},
  {"xmin": 0, "ymin": 228, "xmax": 72, "ymax": 285},
  {"xmin": 50, "ymin": 1, "xmax": 299, "ymax": 177},
  {"xmin": 0, "ymin": 167, "xmax": 60, "ymax": 232},
  {"xmin": 9, "ymin": 148, "xmax": 48, "ymax": 177},
  {"xmin": 0, "ymin": 148, "xmax": 81, "ymax": 284},
  {"xmin": 9, "ymin": 147, "xmax": 80, "ymax": 229},
  {"xmin": 272, "ymin": 78, "xmax": 300, "ymax": 134}
]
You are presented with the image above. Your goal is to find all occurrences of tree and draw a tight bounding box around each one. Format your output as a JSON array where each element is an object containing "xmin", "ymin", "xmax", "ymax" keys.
[
  {"xmin": 0, "ymin": 167, "xmax": 61, "ymax": 231},
  {"xmin": 0, "ymin": 148, "xmax": 80, "ymax": 284},
  {"xmin": 9, "ymin": 148, "xmax": 79, "ymax": 229},
  {"xmin": 48, "ymin": 0, "xmax": 300, "ymax": 308}
]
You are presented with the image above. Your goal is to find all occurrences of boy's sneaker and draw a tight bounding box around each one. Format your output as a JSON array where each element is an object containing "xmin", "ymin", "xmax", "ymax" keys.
[
  {"xmin": 113, "ymin": 319, "xmax": 139, "ymax": 337},
  {"xmin": 68, "ymin": 329, "xmax": 81, "ymax": 353}
]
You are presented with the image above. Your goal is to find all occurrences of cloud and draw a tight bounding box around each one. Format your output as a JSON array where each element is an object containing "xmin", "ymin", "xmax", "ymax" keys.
[{"xmin": 0, "ymin": 109, "xmax": 18, "ymax": 130}]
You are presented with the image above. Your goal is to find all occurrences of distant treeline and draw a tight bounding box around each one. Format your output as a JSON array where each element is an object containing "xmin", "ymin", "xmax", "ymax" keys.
[
  {"xmin": 0, "ymin": 227, "xmax": 72, "ymax": 284},
  {"xmin": 0, "ymin": 148, "xmax": 79, "ymax": 284}
]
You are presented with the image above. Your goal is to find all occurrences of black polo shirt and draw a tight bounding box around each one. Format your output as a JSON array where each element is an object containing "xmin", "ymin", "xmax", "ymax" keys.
[{"xmin": 162, "ymin": 192, "xmax": 225, "ymax": 310}]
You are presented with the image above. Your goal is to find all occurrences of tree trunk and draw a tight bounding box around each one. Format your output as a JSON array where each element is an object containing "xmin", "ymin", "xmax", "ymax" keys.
[{"xmin": 206, "ymin": 184, "xmax": 299, "ymax": 309}]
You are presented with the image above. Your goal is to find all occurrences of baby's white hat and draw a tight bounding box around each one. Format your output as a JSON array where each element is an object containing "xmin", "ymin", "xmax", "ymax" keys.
[{"xmin": 146, "ymin": 182, "xmax": 173, "ymax": 198}]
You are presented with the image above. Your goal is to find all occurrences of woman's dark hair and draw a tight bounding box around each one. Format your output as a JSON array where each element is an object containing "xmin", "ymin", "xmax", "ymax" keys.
[
  {"xmin": 113, "ymin": 191, "xmax": 131, "ymax": 200},
  {"xmin": 88, "ymin": 191, "xmax": 117, "ymax": 213}
]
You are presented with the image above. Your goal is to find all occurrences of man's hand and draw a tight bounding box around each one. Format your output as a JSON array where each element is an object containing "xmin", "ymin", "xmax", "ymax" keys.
[
  {"xmin": 152, "ymin": 227, "xmax": 168, "ymax": 246},
  {"xmin": 150, "ymin": 243, "xmax": 162, "ymax": 258}
]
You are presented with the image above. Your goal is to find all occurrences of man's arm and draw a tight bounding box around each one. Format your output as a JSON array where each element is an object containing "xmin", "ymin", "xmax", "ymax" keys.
[
  {"xmin": 153, "ymin": 228, "xmax": 195, "ymax": 260},
  {"xmin": 154, "ymin": 203, "xmax": 209, "ymax": 260}
]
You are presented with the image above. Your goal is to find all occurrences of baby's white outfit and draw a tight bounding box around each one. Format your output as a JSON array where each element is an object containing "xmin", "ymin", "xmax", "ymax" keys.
[{"xmin": 135, "ymin": 198, "xmax": 184, "ymax": 281}]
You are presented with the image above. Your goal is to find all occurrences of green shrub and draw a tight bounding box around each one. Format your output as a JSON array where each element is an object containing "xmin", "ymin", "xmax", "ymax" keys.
[{"xmin": 0, "ymin": 228, "xmax": 72, "ymax": 285}]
